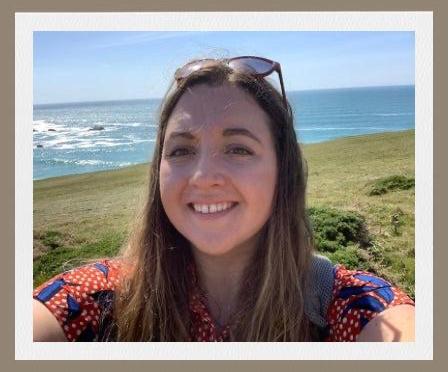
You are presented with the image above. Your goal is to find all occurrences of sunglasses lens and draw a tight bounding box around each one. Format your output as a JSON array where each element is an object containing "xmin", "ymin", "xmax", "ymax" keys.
[
  {"xmin": 175, "ymin": 59, "xmax": 217, "ymax": 80},
  {"xmin": 228, "ymin": 57, "xmax": 274, "ymax": 75}
]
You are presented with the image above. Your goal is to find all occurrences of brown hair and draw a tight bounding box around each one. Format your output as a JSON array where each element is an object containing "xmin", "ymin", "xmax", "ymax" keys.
[{"xmin": 112, "ymin": 60, "xmax": 315, "ymax": 341}]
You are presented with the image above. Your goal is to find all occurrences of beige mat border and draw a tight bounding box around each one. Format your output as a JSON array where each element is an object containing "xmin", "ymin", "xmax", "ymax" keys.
[{"xmin": 1, "ymin": 0, "xmax": 445, "ymax": 370}]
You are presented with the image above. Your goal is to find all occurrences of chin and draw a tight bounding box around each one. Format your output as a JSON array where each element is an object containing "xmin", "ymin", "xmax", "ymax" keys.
[{"xmin": 190, "ymin": 238, "xmax": 238, "ymax": 257}]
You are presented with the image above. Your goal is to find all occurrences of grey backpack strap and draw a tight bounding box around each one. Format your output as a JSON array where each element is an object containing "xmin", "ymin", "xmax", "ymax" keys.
[{"xmin": 303, "ymin": 254, "xmax": 335, "ymax": 329}]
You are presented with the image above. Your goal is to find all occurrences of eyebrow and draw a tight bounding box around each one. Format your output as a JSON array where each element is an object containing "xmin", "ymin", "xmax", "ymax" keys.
[
  {"xmin": 166, "ymin": 127, "xmax": 262, "ymax": 144},
  {"xmin": 167, "ymin": 131, "xmax": 196, "ymax": 141},
  {"xmin": 222, "ymin": 127, "xmax": 262, "ymax": 144}
]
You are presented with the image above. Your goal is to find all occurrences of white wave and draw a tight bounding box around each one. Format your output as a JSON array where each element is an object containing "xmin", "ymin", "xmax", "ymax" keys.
[
  {"xmin": 33, "ymin": 119, "xmax": 120, "ymax": 136},
  {"xmin": 34, "ymin": 136, "xmax": 130, "ymax": 149},
  {"xmin": 116, "ymin": 162, "xmax": 133, "ymax": 167},
  {"xmin": 58, "ymin": 141, "xmax": 128, "ymax": 150},
  {"xmin": 34, "ymin": 136, "xmax": 77, "ymax": 147},
  {"xmin": 34, "ymin": 129, "xmax": 126, "ymax": 148},
  {"xmin": 133, "ymin": 139, "xmax": 153, "ymax": 144},
  {"xmin": 33, "ymin": 120, "xmax": 66, "ymax": 132},
  {"xmin": 33, "ymin": 118, "xmax": 156, "ymax": 149},
  {"xmin": 77, "ymin": 127, "xmax": 120, "ymax": 136},
  {"xmin": 109, "ymin": 122, "xmax": 159, "ymax": 128},
  {"xmin": 50, "ymin": 158, "xmax": 132, "ymax": 167},
  {"xmin": 77, "ymin": 159, "xmax": 109, "ymax": 166},
  {"xmin": 122, "ymin": 135, "xmax": 153, "ymax": 143},
  {"xmin": 86, "ymin": 140, "xmax": 129, "ymax": 147},
  {"xmin": 373, "ymin": 112, "xmax": 413, "ymax": 117},
  {"xmin": 53, "ymin": 143, "xmax": 90, "ymax": 150},
  {"xmin": 111, "ymin": 122, "xmax": 145, "ymax": 127}
]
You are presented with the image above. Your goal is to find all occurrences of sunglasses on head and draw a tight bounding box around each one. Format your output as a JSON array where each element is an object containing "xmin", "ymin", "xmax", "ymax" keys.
[{"xmin": 174, "ymin": 56, "xmax": 288, "ymax": 109}]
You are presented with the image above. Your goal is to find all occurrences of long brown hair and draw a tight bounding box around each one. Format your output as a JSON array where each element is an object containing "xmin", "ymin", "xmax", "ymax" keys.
[{"xmin": 112, "ymin": 60, "xmax": 315, "ymax": 341}]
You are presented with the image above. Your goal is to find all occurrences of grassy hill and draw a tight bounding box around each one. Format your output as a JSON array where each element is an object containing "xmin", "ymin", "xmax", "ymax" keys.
[{"xmin": 33, "ymin": 130, "xmax": 415, "ymax": 298}]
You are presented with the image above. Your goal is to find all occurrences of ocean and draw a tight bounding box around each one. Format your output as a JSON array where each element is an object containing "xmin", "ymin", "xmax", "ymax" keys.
[{"xmin": 33, "ymin": 85, "xmax": 415, "ymax": 180}]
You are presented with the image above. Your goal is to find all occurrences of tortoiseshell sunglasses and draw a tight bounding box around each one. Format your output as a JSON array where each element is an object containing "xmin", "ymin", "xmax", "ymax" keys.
[{"xmin": 174, "ymin": 56, "xmax": 288, "ymax": 109}]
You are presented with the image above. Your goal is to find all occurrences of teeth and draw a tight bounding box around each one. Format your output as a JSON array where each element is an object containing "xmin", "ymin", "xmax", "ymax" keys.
[{"xmin": 192, "ymin": 202, "xmax": 234, "ymax": 214}]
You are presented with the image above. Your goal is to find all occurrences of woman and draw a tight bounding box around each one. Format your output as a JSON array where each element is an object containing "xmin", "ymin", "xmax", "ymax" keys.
[{"xmin": 33, "ymin": 56, "xmax": 415, "ymax": 342}]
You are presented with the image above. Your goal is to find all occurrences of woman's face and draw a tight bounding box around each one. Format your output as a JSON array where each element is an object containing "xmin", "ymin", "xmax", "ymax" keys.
[{"xmin": 159, "ymin": 83, "xmax": 277, "ymax": 258}]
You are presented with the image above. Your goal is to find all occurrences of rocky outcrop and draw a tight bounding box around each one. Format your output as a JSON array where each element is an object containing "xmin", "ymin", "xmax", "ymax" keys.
[{"xmin": 89, "ymin": 125, "xmax": 105, "ymax": 131}]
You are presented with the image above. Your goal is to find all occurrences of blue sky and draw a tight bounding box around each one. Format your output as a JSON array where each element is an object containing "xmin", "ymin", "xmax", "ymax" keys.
[{"xmin": 34, "ymin": 31, "xmax": 414, "ymax": 104}]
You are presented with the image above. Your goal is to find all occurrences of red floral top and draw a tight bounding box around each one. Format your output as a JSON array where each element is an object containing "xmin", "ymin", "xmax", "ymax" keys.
[{"xmin": 33, "ymin": 259, "xmax": 414, "ymax": 342}]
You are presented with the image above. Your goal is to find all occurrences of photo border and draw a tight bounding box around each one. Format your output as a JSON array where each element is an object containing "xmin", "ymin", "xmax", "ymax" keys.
[{"xmin": 2, "ymin": 0, "xmax": 446, "ymax": 370}]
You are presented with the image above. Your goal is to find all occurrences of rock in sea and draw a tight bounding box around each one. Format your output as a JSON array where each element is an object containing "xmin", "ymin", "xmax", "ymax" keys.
[{"xmin": 89, "ymin": 125, "xmax": 105, "ymax": 131}]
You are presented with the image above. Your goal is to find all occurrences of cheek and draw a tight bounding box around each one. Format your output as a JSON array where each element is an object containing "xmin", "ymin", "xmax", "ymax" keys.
[
  {"xmin": 239, "ymin": 160, "xmax": 277, "ymax": 214},
  {"xmin": 159, "ymin": 161, "xmax": 185, "ymax": 210}
]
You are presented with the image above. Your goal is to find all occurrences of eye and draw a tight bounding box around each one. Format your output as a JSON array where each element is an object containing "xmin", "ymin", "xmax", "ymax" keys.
[
  {"xmin": 166, "ymin": 147, "xmax": 195, "ymax": 158},
  {"xmin": 226, "ymin": 145, "xmax": 254, "ymax": 156}
]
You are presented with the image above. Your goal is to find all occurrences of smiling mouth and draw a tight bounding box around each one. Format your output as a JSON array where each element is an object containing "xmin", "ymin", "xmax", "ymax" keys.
[{"xmin": 188, "ymin": 202, "xmax": 238, "ymax": 215}]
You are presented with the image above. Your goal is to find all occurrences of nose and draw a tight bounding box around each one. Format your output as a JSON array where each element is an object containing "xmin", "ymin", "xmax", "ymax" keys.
[{"xmin": 188, "ymin": 150, "xmax": 226, "ymax": 188}]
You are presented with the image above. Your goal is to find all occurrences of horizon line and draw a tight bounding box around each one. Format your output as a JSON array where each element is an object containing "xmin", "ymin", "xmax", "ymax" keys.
[{"xmin": 34, "ymin": 83, "xmax": 415, "ymax": 107}]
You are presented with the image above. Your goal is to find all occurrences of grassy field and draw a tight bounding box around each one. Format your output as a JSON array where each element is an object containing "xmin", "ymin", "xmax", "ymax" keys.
[{"xmin": 33, "ymin": 130, "xmax": 415, "ymax": 298}]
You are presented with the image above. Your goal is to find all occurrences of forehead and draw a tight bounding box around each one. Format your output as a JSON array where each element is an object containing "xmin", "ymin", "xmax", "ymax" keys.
[{"xmin": 166, "ymin": 83, "xmax": 272, "ymax": 134}]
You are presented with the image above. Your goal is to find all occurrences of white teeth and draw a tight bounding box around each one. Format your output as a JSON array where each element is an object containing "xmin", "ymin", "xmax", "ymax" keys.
[{"xmin": 192, "ymin": 202, "xmax": 234, "ymax": 214}]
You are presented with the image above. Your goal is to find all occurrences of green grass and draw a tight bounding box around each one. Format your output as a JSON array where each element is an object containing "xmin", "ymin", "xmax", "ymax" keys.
[
  {"xmin": 33, "ymin": 130, "xmax": 415, "ymax": 299},
  {"xmin": 33, "ymin": 231, "xmax": 125, "ymax": 286},
  {"xmin": 303, "ymin": 130, "xmax": 415, "ymax": 298}
]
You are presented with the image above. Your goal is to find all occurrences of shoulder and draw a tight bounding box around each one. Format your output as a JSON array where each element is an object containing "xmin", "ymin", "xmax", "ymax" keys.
[
  {"xmin": 33, "ymin": 259, "xmax": 130, "ymax": 341},
  {"xmin": 304, "ymin": 255, "xmax": 335, "ymax": 329},
  {"xmin": 325, "ymin": 265, "xmax": 414, "ymax": 342}
]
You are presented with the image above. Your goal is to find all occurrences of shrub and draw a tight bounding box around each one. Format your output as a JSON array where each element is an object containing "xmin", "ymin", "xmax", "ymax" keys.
[
  {"xmin": 326, "ymin": 246, "xmax": 363, "ymax": 269},
  {"xmin": 390, "ymin": 207, "xmax": 405, "ymax": 235},
  {"xmin": 41, "ymin": 230, "xmax": 63, "ymax": 249},
  {"xmin": 367, "ymin": 175, "xmax": 414, "ymax": 196},
  {"xmin": 307, "ymin": 206, "xmax": 370, "ymax": 253}
]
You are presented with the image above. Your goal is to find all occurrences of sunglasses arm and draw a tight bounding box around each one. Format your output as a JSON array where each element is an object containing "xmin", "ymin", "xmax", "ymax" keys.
[{"xmin": 275, "ymin": 63, "xmax": 288, "ymax": 110}]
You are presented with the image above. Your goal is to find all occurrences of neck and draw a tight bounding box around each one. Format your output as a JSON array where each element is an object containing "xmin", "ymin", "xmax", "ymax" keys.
[{"xmin": 191, "ymin": 239, "xmax": 257, "ymax": 326}]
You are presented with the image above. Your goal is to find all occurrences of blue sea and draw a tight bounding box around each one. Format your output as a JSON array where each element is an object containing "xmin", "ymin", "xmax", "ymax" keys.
[{"xmin": 33, "ymin": 85, "xmax": 415, "ymax": 180}]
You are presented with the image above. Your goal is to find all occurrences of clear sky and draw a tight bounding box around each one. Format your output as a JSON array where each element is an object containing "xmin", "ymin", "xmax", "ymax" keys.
[{"xmin": 34, "ymin": 31, "xmax": 414, "ymax": 105}]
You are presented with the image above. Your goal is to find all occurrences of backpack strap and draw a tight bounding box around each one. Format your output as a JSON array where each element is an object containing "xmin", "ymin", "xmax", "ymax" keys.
[{"xmin": 303, "ymin": 254, "xmax": 335, "ymax": 329}]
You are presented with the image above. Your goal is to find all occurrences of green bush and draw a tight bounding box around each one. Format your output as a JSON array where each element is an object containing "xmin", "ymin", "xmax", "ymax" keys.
[
  {"xmin": 326, "ymin": 246, "xmax": 363, "ymax": 269},
  {"xmin": 41, "ymin": 230, "xmax": 64, "ymax": 249},
  {"xmin": 307, "ymin": 206, "xmax": 370, "ymax": 253},
  {"xmin": 390, "ymin": 207, "xmax": 405, "ymax": 235},
  {"xmin": 368, "ymin": 175, "xmax": 414, "ymax": 196}
]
